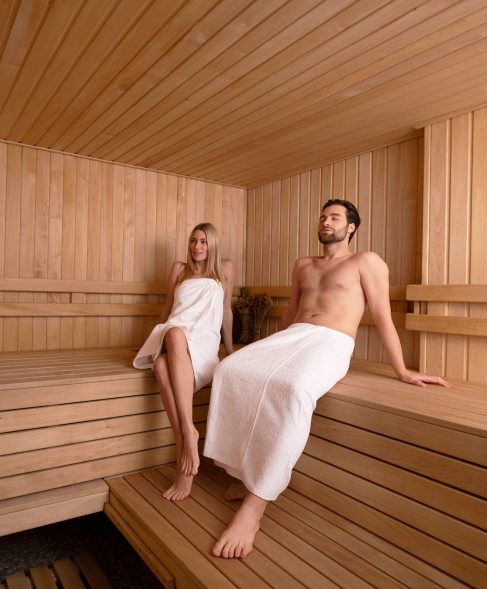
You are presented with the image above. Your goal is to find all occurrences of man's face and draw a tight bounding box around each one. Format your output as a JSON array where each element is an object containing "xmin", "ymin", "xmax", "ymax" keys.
[{"xmin": 318, "ymin": 205, "xmax": 353, "ymax": 245}]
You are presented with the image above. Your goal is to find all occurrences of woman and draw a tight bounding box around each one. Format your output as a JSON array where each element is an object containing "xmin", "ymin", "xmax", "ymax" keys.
[{"xmin": 134, "ymin": 223, "xmax": 234, "ymax": 500}]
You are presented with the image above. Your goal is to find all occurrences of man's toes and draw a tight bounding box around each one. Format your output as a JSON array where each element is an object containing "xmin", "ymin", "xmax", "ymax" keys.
[
  {"xmin": 222, "ymin": 543, "xmax": 235, "ymax": 559},
  {"xmin": 212, "ymin": 540, "xmax": 224, "ymax": 557}
]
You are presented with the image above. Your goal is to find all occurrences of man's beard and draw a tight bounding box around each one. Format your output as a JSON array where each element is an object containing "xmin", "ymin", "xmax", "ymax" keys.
[{"xmin": 318, "ymin": 225, "xmax": 349, "ymax": 245}]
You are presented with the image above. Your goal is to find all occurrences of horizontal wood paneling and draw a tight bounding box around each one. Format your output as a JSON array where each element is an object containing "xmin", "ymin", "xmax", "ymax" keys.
[
  {"xmin": 246, "ymin": 138, "xmax": 422, "ymax": 368},
  {"xmin": 422, "ymin": 106, "xmax": 487, "ymax": 383},
  {"xmin": 1, "ymin": 0, "xmax": 487, "ymax": 186},
  {"xmin": 0, "ymin": 141, "xmax": 246, "ymax": 352}
]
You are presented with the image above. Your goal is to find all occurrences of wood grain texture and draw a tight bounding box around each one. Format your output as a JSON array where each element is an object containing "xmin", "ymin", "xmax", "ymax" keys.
[
  {"xmin": 0, "ymin": 142, "xmax": 246, "ymax": 351},
  {"xmin": 421, "ymin": 105, "xmax": 487, "ymax": 383},
  {"xmin": 1, "ymin": 1, "xmax": 487, "ymax": 186}
]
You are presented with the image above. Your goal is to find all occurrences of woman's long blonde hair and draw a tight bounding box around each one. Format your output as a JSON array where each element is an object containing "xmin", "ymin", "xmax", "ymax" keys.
[{"xmin": 176, "ymin": 223, "xmax": 226, "ymax": 293}]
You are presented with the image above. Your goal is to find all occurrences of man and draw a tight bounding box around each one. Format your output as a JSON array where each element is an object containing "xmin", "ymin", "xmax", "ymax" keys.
[{"xmin": 203, "ymin": 199, "xmax": 450, "ymax": 559}]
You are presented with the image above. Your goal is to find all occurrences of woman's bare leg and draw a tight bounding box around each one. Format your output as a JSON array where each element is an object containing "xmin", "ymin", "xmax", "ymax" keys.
[
  {"xmin": 153, "ymin": 352, "xmax": 193, "ymax": 500},
  {"xmin": 212, "ymin": 492, "xmax": 267, "ymax": 558},
  {"xmin": 164, "ymin": 327, "xmax": 200, "ymax": 478}
]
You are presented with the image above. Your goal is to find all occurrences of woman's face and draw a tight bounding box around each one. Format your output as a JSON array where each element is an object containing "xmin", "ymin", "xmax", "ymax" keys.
[{"xmin": 190, "ymin": 229, "xmax": 208, "ymax": 262}]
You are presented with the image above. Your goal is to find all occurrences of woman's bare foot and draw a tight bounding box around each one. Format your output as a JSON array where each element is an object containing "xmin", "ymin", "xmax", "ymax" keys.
[
  {"xmin": 181, "ymin": 426, "xmax": 200, "ymax": 477},
  {"xmin": 162, "ymin": 471, "xmax": 193, "ymax": 501},
  {"xmin": 212, "ymin": 494, "xmax": 267, "ymax": 558},
  {"xmin": 224, "ymin": 483, "xmax": 248, "ymax": 501}
]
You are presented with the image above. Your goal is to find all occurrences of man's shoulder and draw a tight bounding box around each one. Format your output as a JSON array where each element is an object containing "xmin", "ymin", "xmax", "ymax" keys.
[
  {"xmin": 353, "ymin": 251, "xmax": 385, "ymax": 265},
  {"xmin": 295, "ymin": 255, "xmax": 319, "ymax": 266}
]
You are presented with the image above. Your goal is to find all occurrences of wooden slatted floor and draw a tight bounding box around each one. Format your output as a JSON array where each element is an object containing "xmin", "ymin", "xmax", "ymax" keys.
[
  {"xmin": 105, "ymin": 458, "xmax": 461, "ymax": 589},
  {"xmin": 1, "ymin": 552, "xmax": 112, "ymax": 589}
]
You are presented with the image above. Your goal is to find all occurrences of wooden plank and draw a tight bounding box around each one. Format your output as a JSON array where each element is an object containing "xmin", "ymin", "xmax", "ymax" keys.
[
  {"xmin": 0, "ymin": 484, "xmax": 108, "ymax": 537},
  {"xmin": 0, "ymin": 302, "xmax": 162, "ymax": 317},
  {"xmin": 5, "ymin": 572, "xmax": 30, "ymax": 589},
  {"xmin": 74, "ymin": 552, "xmax": 113, "ymax": 589},
  {"xmin": 469, "ymin": 107, "xmax": 487, "ymax": 384},
  {"xmin": 104, "ymin": 503, "xmax": 175, "ymax": 589},
  {"xmin": 30, "ymin": 564, "xmax": 58, "ymax": 589},
  {"xmin": 0, "ymin": 427, "xmax": 182, "ymax": 478},
  {"xmin": 407, "ymin": 284, "xmax": 487, "ymax": 302},
  {"xmin": 52, "ymin": 557, "xmax": 86, "ymax": 589},
  {"xmin": 406, "ymin": 314, "xmax": 487, "ymax": 337},
  {"xmin": 0, "ymin": 446, "xmax": 177, "ymax": 501},
  {"xmin": 0, "ymin": 480, "xmax": 108, "ymax": 517}
]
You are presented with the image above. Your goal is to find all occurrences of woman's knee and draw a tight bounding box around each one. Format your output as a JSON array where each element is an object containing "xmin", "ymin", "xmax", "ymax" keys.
[{"xmin": 165, "ymin": 327, "xmax": 188, "ymax": 352}]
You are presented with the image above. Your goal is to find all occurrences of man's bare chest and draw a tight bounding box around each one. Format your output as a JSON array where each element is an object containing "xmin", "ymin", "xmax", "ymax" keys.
[{"xmin": 299, "ymin": 261, "xmax": 361, "ymax": 294}]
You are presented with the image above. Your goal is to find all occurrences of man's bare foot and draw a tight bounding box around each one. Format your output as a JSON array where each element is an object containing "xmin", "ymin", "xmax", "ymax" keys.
[
  {"xmin": 212, "ymin": 494, "xmax": 267, "ymax": 558},
  {"xmin": 162, "ymin": 472, "xmax": 193, "ymax": 501},
  {"xmin": 224, "ymin": 483, "xmax": 248, "ymax": 501},
  {"xmin": 181, "ymin": 426, "xmax": 200, "ymax": 477}
]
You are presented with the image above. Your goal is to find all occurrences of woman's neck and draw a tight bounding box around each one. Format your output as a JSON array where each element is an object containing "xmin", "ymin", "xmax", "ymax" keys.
[{"xmin": 192, "ymin": 260, "xmax": 208, "ymax": 277}]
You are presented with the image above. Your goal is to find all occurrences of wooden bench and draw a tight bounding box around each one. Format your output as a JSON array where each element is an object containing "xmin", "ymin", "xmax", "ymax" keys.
[
  {"xmin": 0, "ymin": 347, "xmax": 211, "ymax": 536},
  {"xmin": 1, "ymin": 281, "xmax": 486, "ymax": 587},
  {"xmin": 104, "ymin": 359, "xmax": 487, "ymax": 589},
  {"xmin": 102, "ymin": 284, "xmax": 487, "ymax": 588}
]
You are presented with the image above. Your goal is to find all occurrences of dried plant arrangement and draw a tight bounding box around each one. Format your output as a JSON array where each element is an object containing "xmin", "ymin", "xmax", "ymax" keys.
[{"xmin": 233, "ymin": 289, "xmax": 273, "ymax": 344}]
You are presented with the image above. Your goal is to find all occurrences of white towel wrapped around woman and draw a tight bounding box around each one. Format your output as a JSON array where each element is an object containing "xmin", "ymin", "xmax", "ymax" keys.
[
  {"xmin": 133, "ymin": 278, "xmax": 224, "ymax": 391},
  {"xmin": 204, "ymin": 323, "xmax": 354, "ymax": 500}
]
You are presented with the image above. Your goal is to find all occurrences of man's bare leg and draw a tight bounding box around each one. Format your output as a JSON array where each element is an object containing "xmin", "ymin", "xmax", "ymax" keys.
[
  {"xmin": 165, "ymin": 328, "xmax": 200, "ymax": 478},
  {"xmin": 153, "ymin": 350, "xmax": 194, "ymax": 501},
  {"xmin": 213, "ymin": 492, "xmax": 267, "ymax": 559},
  {"xmin": 224, "ymin": 483, "xmax": 248, "ymax": 501}
]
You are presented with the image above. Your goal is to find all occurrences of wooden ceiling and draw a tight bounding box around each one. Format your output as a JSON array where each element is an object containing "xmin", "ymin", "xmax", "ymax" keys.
[{"xmin": 1, "ymin": 0, "xmax": 487, "ymax": 188}]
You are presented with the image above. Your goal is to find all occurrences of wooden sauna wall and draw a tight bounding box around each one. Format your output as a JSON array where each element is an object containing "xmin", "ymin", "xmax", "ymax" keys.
[
  {"xmin": 247, "ymin": 137, "xmax": 423, "ymax": 369},
  {"xmin": 422, "ymin": 107, "xmax": 487, "ymax": 383},
  {"xmin": 0, "ymin": 141, "xmax": 246, "ymax": 352}
]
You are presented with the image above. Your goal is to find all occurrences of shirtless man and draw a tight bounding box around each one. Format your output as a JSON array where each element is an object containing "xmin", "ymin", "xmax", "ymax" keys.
[{"xmin": 204, "ymin": 199, "xmax": 450, "ymax": 559}]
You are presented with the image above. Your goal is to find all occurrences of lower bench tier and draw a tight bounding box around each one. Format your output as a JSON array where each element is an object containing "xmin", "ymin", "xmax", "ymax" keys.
[{"xmin": 106, "ymin": 459, "xmax": 479, "ymax": 589}]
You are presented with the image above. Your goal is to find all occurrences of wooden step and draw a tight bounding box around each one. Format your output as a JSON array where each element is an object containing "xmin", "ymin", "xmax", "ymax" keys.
[{"xmin": 105, "ymin": 458, "xmax": 460, "ymax": 589}]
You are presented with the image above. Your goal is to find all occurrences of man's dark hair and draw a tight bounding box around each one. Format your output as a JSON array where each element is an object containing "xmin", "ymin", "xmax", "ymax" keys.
[{"xmin": 321, "ymin": 199, "xmax": 361, "ymax": 243}]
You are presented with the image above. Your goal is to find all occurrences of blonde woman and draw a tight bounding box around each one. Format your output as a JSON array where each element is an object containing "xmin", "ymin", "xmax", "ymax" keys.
[{"xmin": 134, "ymin": 223, "xmax": 234, "ymax": 500}]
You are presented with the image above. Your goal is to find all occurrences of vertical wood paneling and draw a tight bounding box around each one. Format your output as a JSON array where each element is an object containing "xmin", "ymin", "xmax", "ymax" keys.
[
  {"xmin": 446, "ymin": 114, "xmax": 471, "ymax": 380},
  {"xmin": 0, "ymin": 142, "xmax": 7, "ymax": 348},
  {"xmin": 368, "ymin": 148, "xmax": 387, "ymax": 363},
  {"xmin": 0, "ymin": 141, "xmax": 246, "ymax": 351},
  {"xmin": 354, "ymin": 152, "xmax": 372, "ymax": 360},
  {"xmin": 423, "ymin": 105, "xmax": 487, "ymax": 383},
  {"xmin": 18, "ymin": 146, "xmax": 36, "ymax": 351},
  {"xmin": 469, "ymin": 108, "xmax": 487, "ymax": 383},
  {"xmin": 246, "ymin": 138, "xmax": 423, "ymax": 367},
  {"xmin": 4, "ymin": 143, "xmax": 21, "ymax": 351}
]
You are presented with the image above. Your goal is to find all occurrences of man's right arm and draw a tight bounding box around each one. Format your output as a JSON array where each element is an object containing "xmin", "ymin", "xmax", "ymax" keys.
[{"xmin": 279, "ymin": 259, "xmax": 303, "ymax": 330}]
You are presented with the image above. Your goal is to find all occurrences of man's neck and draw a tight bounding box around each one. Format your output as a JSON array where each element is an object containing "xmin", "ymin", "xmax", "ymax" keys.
[{"xmin": 320, "ymin": 241, "xmax": 353, "ymax": 260}]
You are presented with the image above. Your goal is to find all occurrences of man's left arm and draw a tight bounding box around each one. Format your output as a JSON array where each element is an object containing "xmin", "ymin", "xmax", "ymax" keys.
[{"xmin": 360, "ymin": 252, "xmax": 451, "ymax": 388}]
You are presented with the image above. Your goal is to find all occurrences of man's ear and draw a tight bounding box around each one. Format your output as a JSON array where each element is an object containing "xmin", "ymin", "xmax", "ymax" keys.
[{"xmin": 347, "ymin": 223, "xmax": 355, "ymax": 236}]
